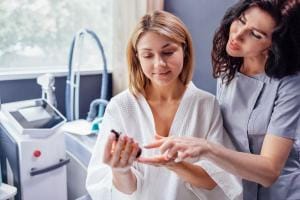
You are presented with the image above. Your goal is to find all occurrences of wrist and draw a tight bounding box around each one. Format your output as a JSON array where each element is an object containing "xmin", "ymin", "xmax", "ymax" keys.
[
  {"xmin": 166, "ymin": 161, "xmax": 181, "ymax": 170},
  {"xmin": 203, "ymin": 140, "xmax": 216, "ymax": 160},
  {"xmin": 112, "ymin": 167, "xmax": 132, "ymax": 176},
  {"xmin": 112, "ymin": 168, "xmax": 135, "ymax": 185},
  {"xmin": 112, "ymin": 169, "xmax": 137, "ymax": 194}
]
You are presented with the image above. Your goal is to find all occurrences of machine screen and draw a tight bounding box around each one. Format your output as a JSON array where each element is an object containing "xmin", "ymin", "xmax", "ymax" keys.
[
  {"xmin": 19, "ymin": 106, "xmax": 52, "ymax": 122},
  {"xmin": 9, "ymin": 100, "xmax": 64, "ymax": 129}
]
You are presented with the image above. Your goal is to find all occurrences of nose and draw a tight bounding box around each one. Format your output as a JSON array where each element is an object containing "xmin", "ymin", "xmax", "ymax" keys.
[
  {"xmin": 154, "ymin": 55, "xmax": 166, "ymax": 68},
  {"xmin": 233, "ymin": 27, "xmax": 245, "ymax": 42}
]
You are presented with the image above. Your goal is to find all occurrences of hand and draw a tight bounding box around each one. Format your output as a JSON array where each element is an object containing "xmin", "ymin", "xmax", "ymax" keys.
[
  {"xmin": 137, "ymin": 153, "xmax": 178, "ymax": 167},
  {"xmin": 136, "ymin": 134, "xmax": 176, "ymax": 168},
  {"xmin": 103, "ymin": 132, "xmax": 141, "ymax": 173},
  {"xmin": 143, "ymin": 136, "xmax": 209, "ymax": 163}
]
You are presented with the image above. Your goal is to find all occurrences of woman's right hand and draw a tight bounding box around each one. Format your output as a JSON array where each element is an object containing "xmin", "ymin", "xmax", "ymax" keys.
[
  {"xmin": 103, "ymin": 132, "xmax": 141, "ymax": 174},
  {"xmin": 103, "ymin": 132, "xmax": 140, "ymax": 194}
]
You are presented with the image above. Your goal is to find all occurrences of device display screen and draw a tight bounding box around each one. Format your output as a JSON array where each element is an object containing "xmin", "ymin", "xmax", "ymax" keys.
[
  {"xmin": 19, "ymin": 106, "xmax": 52, "ymax": 122},
  {"xmin": 9, "ymin": 99, "xmax": 64, "ymax": 129}
]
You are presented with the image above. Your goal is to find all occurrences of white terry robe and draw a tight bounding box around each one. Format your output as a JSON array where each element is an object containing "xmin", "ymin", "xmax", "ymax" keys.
[{"xmin": 86, "ymin": 82, "xmax": 242, "ymax": 200}]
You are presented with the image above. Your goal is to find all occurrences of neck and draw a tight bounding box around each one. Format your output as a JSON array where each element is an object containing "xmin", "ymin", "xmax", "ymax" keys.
[
  {"xmin": 241, "ymin": 56, "xmax": 267, "ymax": 76},
  {"xmin": 145, "ymin": 79, "xmax": 186, "ymax": 102}
]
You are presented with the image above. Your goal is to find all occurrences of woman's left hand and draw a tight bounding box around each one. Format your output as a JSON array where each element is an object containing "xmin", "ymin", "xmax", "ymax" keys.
[{"xmin": 137, "ymin": 150, "xmax": 178, "ymax": 167}]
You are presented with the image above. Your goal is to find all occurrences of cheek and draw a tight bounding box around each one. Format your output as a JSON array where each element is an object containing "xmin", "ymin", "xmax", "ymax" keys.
[
  {"xmin": 245, "ymin": 41, "xmax": 271, "ymax": 56},
  {"xmin": 170, "ymin": 59, "xmax": 184, "ymax": 75},
  {"xmin": 171, "ymin": 54, "xmax": 184, "ymax": 70},
  {"xmin": 140, "ymin": 64, "xmax": 152, "ymax": 77}
]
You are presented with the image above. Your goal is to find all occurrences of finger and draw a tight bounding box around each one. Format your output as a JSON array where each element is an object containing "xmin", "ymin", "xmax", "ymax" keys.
[
  {"xmin": 178, "ymin": 150, "xmax": 198, "ymax": 163},
  {"xmin": 175, "ymin": 151, "xmax": 185, "ymax": 163},
  {"xmin": 138, "ymin": 155, "xmax": 167, "ymax": 164},
  {"xmin": 137, "ymin": 159, "xmax": 160, "ymax": 167},
  {"xmin": 128, "ymin": 142, "xmax": 139, "ymax": 165},
  {"xmin": 111, "ymin": 135, "xmax": 126, "ymax": 166},
  {"xmin": 159, "ymin": 140, "xmax": 175, "ymax": 154},
  {"xmin": 165, "ymin": 143, "xmax": 185, "ymax": 159},
  {"xmin": 166, "ymin": 149, "xmax": 179, "ymax": 160},
  {"xmin": 119, "ymin": 138, "xmax": 134, "ymax": 166},
  {"xmin": 103, "ymin": 133, "xmax": 115, "ymax": 163},
  {"xmin": 144, "ymin": 139, "xmax": 164, "ymax": 148}
]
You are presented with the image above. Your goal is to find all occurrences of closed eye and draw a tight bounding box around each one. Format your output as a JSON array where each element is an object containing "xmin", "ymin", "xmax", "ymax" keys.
[
  {"xmin": 162, "ymin": 51, "xmax": 174, "ymax": 56},
  {"xmin": 141, "ymin": 53, "xmax": 153, "ymax": 58},
  {"xmin": 251, "ymin": 31, "xmax": 263, "ymax": 39}
]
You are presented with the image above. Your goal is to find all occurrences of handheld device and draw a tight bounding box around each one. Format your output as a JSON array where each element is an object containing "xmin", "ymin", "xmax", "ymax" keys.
[{"xmin": 110, "ymin": 130, "xmax": 142, "ymax": 158}]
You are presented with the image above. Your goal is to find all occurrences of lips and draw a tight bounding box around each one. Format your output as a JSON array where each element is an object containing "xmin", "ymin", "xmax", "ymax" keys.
[
  {"xmin": 153, "ymin": 71, "xmax": 170, "ymax": 75},
  {"xmin": 228, "ymin": 40, "xmax": 241, "ymax": 51}
]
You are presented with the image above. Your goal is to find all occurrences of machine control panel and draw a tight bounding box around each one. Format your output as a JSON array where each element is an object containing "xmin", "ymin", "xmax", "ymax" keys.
[
  {"xmin": 0, "ymin": 99, "xmax": 66, "ymax": 138},
  {"xmin": 9, "ymin": 100, "xmax": 64, "ymax": 129}
]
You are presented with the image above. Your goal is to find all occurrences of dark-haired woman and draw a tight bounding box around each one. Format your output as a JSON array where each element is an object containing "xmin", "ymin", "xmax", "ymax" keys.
[{"xmin": 144, "ymin": 1, "xmax": 300, "ymax": 199}]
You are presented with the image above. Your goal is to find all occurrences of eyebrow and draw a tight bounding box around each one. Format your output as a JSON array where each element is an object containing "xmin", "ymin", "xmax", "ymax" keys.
[
  {"xmin": 241, "ymin": 13, "xmax": 268, "ymax": 37},
  {"xmin": 138, "ymin": 43, "xmax": 174, "ymax": 51}
]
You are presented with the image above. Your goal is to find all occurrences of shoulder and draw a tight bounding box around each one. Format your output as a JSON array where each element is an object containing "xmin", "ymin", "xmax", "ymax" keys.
[
  {"xmin": 188, "ymin": 82, "xmax": 217, "ymax": 103},
  {"xmin": 267, "ymin": 74, "xmax": 300, "ymax": 99},
  {"xmin": 187, "ymin": 82, "xmax": 218, "ymax": 109},
  {"xmin": 106, "ymin": 89, "xmax": 139, "ymax": 112},
  {"xmin": 110, "ymin": 89, "xmax": 135, "ymax": 104},
  {"xmin": 277, "ymin": 74, "xmax": 300, "ymax": 94}
]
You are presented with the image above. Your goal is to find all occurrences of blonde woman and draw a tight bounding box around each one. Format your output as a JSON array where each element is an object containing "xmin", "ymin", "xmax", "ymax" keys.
[{"xmin": 86, "ymin": 10, "xmax": 242, "ymax": 200}]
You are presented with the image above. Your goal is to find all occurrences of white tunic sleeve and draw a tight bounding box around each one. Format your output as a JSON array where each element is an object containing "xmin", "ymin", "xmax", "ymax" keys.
[
  {"xmin": 186, "ymin": 98, "xmax": 243, "ymax": 200},
  {"xmin": 85, "ymin": 99, "xmax": 143, "ymax": 200}
]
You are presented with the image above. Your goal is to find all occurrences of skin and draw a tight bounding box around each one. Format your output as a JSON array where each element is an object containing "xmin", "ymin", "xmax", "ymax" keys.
[
  {"xmin": 226, "ymin": 6, "xmax": 276, "ymax": 75},
  {"xmin": 144, "ymin": 6, "xmax": 294, "ymax": 187},
  {"xmin": 103, "ymin": 133, "xmax": 140, "ymax": 194},
  {"xmin": 138, "ymin": 134, "xmax": 216, "ymax": 189},
  {"xmin": 103, "ymin": 31, "xmax": 216, "ymax": 194},
  {"xmin": 137, "ymin": 32, "xmax": 187, "ymax": 137}
]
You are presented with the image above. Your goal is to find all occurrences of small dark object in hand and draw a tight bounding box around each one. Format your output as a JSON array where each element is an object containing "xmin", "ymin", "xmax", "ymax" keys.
[{"xmin": 110, "ymin": 129, "xmax": 142, "ymax": 158}]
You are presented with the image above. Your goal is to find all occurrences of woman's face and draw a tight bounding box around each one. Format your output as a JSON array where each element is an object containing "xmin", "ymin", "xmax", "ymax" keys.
[
  {"xmin": 136, "ymin": 32, "xmax": 184, "ymax": 87},
  {"xmin": 226, "ymin": 6, "xmax": 276, "ymax": 58}
]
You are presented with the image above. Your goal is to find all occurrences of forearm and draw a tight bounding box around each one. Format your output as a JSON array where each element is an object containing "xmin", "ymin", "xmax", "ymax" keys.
[
  {"xmin": 112, "ymin": 170, "xmax": 137, "ymax": 194},
  {"xmin": 167, "ymin": 162, "xmax": 216, "ymax": 190},
  {"xmin": 206, "ymin": 142, "xmax": 279, "ymax": 187}
]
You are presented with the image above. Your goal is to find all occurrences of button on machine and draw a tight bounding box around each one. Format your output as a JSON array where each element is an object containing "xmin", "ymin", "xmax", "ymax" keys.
[{"xmin": 33, "ymin": 150, "xmax": 42, "ymax": 158}]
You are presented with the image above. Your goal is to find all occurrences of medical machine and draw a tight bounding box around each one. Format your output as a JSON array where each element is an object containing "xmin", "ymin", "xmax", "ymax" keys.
[{"xmin": 0, "ymin": 99, "xmax": 69, "ymax": 200}]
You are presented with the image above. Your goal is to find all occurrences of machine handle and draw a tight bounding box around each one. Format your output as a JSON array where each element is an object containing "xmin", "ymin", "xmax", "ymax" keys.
[{"xmin": 30, "ymin": 158, "xmax": 70, "ymax": 176}]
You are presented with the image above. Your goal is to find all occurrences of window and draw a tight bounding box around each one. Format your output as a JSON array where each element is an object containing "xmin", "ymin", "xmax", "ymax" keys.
[{"xmin": 0, "ymin": 0, "xmax": 112, "ymax": 74}]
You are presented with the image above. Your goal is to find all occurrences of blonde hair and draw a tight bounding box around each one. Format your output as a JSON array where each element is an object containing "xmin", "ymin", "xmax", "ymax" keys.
[{"xmin": 126, "ymin": 10, "xmax": 194, "ymax": 96}]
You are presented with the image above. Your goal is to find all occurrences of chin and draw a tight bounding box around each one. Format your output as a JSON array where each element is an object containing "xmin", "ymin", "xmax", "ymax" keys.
[
  {"xmin": 153, "ymin": 78, "xmax": 176, "ymax": 87},
  {"xmin": 226, "ymin": 45, "xmax": 241, "ymax": 57}
]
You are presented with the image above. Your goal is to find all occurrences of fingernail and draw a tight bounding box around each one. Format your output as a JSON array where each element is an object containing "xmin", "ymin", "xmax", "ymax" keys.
[{"xmin": 167, "ymin": 154, "xmax": 172, "ymax": 159}]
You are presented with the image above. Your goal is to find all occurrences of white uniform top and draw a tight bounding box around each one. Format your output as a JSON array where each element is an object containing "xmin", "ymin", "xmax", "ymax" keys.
[{"xmin": 86, "ymin": 82, "xmax": 242, "ymax": 200}]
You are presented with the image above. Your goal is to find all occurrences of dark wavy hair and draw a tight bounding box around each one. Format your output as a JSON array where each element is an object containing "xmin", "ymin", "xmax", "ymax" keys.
[{"xmin": 212, "ymin": 0, "xmax": 300, "ymax": 84}]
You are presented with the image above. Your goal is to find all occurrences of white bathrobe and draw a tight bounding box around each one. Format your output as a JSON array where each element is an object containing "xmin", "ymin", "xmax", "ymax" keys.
[{"xmin": 86, "ymin": 82, "xmax": 242, "ymax": 200}]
